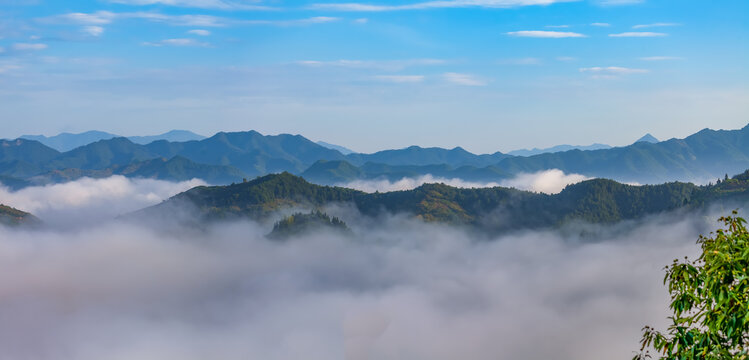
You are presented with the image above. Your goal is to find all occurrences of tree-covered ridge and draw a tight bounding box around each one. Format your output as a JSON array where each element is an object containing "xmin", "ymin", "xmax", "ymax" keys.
[
  {"xmin": 0, "ymin": 204, "xmax": 39, "ymax": 227},
  {"xmin": 140, "ymin": 170, "xmax": 749, "ymax": 232},
  {"xmin": 168, "ymin": 172, "xmax": 364, "ymax": 220},
  {"xmin": 267, "ymin": 211, "xmax": 350, "ymax": 240}
]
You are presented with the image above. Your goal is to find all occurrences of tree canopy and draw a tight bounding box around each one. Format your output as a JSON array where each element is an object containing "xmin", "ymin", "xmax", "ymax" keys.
[{"xmin": 635, "ymin": 211, "xmax": 749, "ymax": 360}]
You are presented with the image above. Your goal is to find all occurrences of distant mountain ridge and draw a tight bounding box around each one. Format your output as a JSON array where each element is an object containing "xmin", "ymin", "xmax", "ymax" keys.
[
  {"xmin": 20, "ymin": 130, "xmax": 205, "ymax": 152},
  {"xmin": 635, "ymin": 133, "xmax": 660, "ymax": 144},
  {"xmin": 508, "ymin": 143, "xmax": 612, "ymax": 157},
  {"xmin": 2, "ymin": 125, "xmax": 748, "ymax": 188},
  {"xmin": 316, "ymin": 141, "xmax": 355, "ymax": 155}
]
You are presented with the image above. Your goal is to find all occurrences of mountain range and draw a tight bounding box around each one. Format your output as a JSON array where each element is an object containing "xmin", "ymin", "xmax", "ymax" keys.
[
  {"xmin": 20, "ymin": 130, "xmax": 206, "ymax": 152},
  {"xmin": 1, "ymin": 125, "xmax": 747, "ymax": 188}
]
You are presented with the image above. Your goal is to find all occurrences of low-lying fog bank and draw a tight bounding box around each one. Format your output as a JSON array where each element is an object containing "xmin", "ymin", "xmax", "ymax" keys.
[
  {"xmin": 0, "ymin": 174, "xmax": 730, "ymax": 360},
  {"xmin": 0, "ymin": 210, "xmax": 720, "ymax": 360},
  {"xmin": 0, "ymin": 176, "xmax": 205, "ymax": 228},
  {"xmin": 337, "ymin": 169, "xmax": 591, "ymax": 194}
]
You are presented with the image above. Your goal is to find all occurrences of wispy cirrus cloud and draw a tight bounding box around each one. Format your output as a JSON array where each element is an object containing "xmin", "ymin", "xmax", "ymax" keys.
[
  {"xmin": 12, "ymin": 43, "xmax": 47, "ymax": 51},
  {"xmin": 443, "ymin": 72, "xmax": 487, "ymax": 86},
  {"xmin": 507, "ymin": 30, "xmax": 586, "ymax": 38},
  {"xmin": 580, "ymin": 66, "xmax": 648, "ymax": 79},
  {"xmin": 609, "ymin": 32, "xmax": 667, "ymax": 37},
  {"xmin": 82, "ymin": 26, "xmax": 105, "ymax": 37},
  {"xmin": 142, "ymin": 38, "xmax": 210, "ymax": 46},
  {"xmin": 499, "ymin": 57, "xmax": 543, "ymax": 65},
  {"xmin": 632, "ymin": 22, "xmax": 680, "ymax": 29},
  {"xmin": 593, "ymin": 0, "xmax": 643, "ymax": 5},
  {"xmin": 42, "ymin": 11, "xmax": 225, "ymax": 27},
  {"xmin": 42, "ymin": 11, "xmax": 339, "ymax": 27},
  {"xmin": 309, "ymin": 0, "xmax": 580, "ymax": 12},
  {"xmin": 373, "ymin": 75, "xmax": 425, "ymax": 83},
  {"xmin": 106, "ymin": 0, "xmax": 274, "ymax": 10},
  {"xmin": 187, "ymin": 29, "xmax": 211, "ymax": 36},
  {"xmin": 590, "ymin": 22, "xmax": 610, "ymax": 27},
  {"xmin": 639, "ymin": 56, "xmax": 683, "ymax": 61},
  {"xmin": 0, "ymin": 64, "xmax": 21, "ymax": 74},
  {"xmin": 295, "ymin": 58, "xmax": 446, "ymax": 71}
]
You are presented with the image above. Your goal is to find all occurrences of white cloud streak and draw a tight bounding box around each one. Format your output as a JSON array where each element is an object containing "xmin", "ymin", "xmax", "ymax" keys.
[
  {"xmin": 609, "ymin": 32, "xmax": 667, "ymax": 37},
  {"xmin": 443, "ymin": 72, "xmax": 487, "ymax": 86},
  {"xmin": 295, "ymin": 58, "xmax": 446, "ymax": 71},
  {"xmin": 106, "ymin": 0, "xmax": 274, "ymax": 10},
  {"xmin": 499, "ymin": 57, "xmax": 543, "ymax": 65},
  {"xmin": 0, "ymin": 64, "xmax": 21, "ymax": 73},
  {"xmin": 639, "ymin": 56, "xmax": 683, "ymax": 61},
  {"xmin": 11, "ymin": 42, "xmax": 47, "ymax": 51},
  {"xmin": 593, "ymin": 0, "xmax": 643, "ymax": 5},
  {"xmin": 590, "ymin": 22, "xmax": 610, "ymax": 27},
  {"xmin": 373, "ymin": 75, "xmax": 426, "ymax": 83},
  {"xmin": 309, "ymin": 0, "xmax": 580, "ymax": 11},
  {"xmin": 143, "ymin": 38, "xmax": 211, "ymax": 47},
  {"xmin": 580, "ymin": 66, "xmax": 648, "ymax": 79},
  {"xmin": 632, "ymin": 22, "xmax": 679, "ymax": 29},
  {"xmin": 507, "ymin": 30, "xmax": 586, "ymax": 38},
  {"xmin": 82, "ymin": 25, "xmax": 105, "ymax": 36},
  {"xmin": 187, "ymin": 29, "xmax": 211, "ymax": 36},
  {"xmin": 43, "ymin": 11, "xmax": 339, "ymax": 27}
]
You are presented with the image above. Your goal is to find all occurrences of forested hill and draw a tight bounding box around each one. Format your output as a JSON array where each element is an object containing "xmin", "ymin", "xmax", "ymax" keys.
[
  {"xmin": 0, "ymin": 204, "xmax": 40, "ymax": 227},
  {"xmin": 135, "ymin": 170, "xmax": 749, "ymax": 232}
]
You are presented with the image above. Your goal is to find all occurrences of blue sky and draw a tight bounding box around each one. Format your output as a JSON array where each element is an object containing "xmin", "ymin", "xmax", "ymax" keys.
[{"xmin": 0, "ymin": 0, "xmax": 747, "ymax": 153}]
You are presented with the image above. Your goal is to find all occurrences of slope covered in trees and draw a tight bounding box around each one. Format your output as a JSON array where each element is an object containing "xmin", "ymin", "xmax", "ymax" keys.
[
  {"xmin": 137, "ymin": 170, "xmax": 749, "ymax": 232},
  {"xmin": 0, "ymin": 204, "xmax": 40, "ymax": 227},
  {"xmin": 267, "ymin": 211, "xmax": 351, "ymax": 240}
]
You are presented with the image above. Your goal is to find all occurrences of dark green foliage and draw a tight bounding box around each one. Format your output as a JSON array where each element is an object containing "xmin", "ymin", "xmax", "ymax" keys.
[
  {"xmin": 141, "ymin": 171, "xmax": 749, "ymax": 232},
  {"xmin": 267, "ymin": 210, "xmax": 351, "ymax": 239},
  {"xmin": 0, "ymin": 204, "xmax": 40, "ymax": 227},
  {"xmin": 635, "ymin": 212, "xmax": 749, "ymax": 360},
  {"xmin": 166, "ymin": 172, "xmax": 363, "ymax": 220}
]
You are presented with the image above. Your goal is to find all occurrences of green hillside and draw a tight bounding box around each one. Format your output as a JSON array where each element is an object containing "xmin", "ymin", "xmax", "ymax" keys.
[
  {"xmin": 0, "ymin": 204, "xmax": 40, "ymax": 227},
  {"xmin": 137, "ymin": 170, "xmax": 749, "ymax": 232}
]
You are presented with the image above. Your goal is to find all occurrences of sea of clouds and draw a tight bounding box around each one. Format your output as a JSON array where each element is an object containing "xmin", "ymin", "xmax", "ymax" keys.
[{"xmin": 0, "ymin": 174, "xmax": 728, "ymax": 360}]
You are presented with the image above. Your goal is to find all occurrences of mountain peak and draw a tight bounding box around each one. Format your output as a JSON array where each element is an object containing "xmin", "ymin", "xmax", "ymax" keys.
[{"xmin": 635, "ymin": 133, "xmax": 659, "ymax": 144}]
